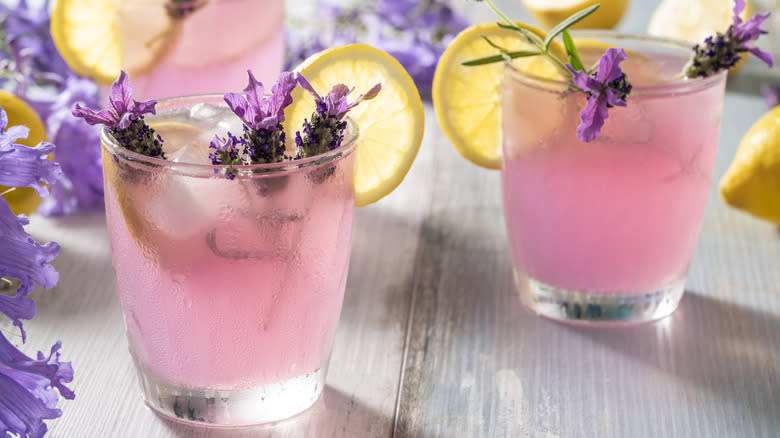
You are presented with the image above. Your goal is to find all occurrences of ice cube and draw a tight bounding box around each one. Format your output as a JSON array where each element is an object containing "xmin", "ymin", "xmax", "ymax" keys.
[
  {"xmin": 189, "ymin": 102, "xmax": 220, "ymax": 121},
  {"xmin": 168, "ymin": 142, "xmax": 212, "ymax": 165}
]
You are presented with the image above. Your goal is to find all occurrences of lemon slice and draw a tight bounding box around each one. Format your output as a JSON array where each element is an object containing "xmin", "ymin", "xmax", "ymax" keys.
[
  {"xmin": 286, "ymin": 44, "xmax": 425, "ymax": 206},
  {"xmin": 649, "ymin": 0, "xmax": 753, "ymax": 50},
  {"xmin": 523, "ymin": 0, "xmax": 629, "ymax": 30},
  {"xmin": 51, "ymin": 0, "xmax": 178, "ymax": 85},
  {"xmin": 0, "ymin": 91, "xmax": 50, "ymax": 215},
  {"xmin": 432, "ymin": 22, "xmax": 566, "ymax": 169},
  {"xmin": 720, "ymin": 105, "xmax": 780, "ymax": 225}
]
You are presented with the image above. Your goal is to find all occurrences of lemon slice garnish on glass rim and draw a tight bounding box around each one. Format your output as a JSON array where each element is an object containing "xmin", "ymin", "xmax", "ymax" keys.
[
  {"xmin": 522, "ymin": 0, "xmax": 629, "ymax": 30},
  {"xmin": 51, "ymin": 0, "xmax": 179, "ymax": 85},
  {"xmin": 285, "ymin": 44, "xmax": 425, "ymax": 206},
  {"xmin": 0, "ymin": 91, "xmax": 50, "ymax": 215},
  {"xmin": 432, "ymin": 22, "xmax": 566, "ymax": 170}
]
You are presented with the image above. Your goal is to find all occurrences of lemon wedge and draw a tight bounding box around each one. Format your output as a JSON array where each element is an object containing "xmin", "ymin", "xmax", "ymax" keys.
[
  {"xmin": 286, "ymin": 44, "xmax": 425, "ymax": 206},
  {"xmin": 720, "ymin": 105, "xmax": 780, "ymax": 225},
  {"xmin": 0, "ymin": 91, "xmax": 50, "ymax": 215},
  {"xmin": 432, "ymin": 22, "xmax": 565, "ymax": 169},
  {"xmin": 51, "ymin": 0, "xmax": 178, "ymax": 85},
  {"xmin": 522, "ymin": 0, "xmax": 629, "ymax": 30}
]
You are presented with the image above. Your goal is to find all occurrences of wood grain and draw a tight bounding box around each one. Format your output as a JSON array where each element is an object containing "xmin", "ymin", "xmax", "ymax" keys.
[{"xmin": 3, "ymin": 1, "xmax": 779, "ymax": 437}]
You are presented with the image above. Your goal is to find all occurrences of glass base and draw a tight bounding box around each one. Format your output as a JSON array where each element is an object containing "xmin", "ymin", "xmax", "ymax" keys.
[
  {"xmin": 515, "ymin": 270, "xmax": 685, "ymax": 325},
  {"xmin": 137, "ymin": 367, "xmax": 325, "ymax": 427}
]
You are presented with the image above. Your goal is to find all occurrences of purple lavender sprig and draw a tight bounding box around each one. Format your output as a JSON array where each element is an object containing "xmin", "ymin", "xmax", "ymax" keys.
[
  {"xmin": 224, "ymin": 71, "xmax": 298, "ymax": 164},
  {"xmin": 208, "ymin": 132, "xmax": 245, "ymax": 180},
  {"xmin": 684, "ymin": 0, "xmax": 773, "ymax": 78},
  {"xmin": 295, "ymin": 75, "xmax": 381, "ymax": 158},
  {"xmin": 0, "ymin": 105, "xmax": 74, "ymax": 438},
  {"xmin": 72, "ymin": 71, "xmax": 164, "ymax": 159},
  {"xmin": 469, "ymin": 0, "xmax": 773, "ymax": 143}
]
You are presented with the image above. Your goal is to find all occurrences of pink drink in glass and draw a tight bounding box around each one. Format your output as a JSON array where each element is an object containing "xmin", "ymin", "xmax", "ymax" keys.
[
  {"xmin": 501, "ymin": 34, "xmax": 727, "ymax": 323},
  {"xmin": 102, "ymin": 95, "xmax": 356, "ymax": 425},
  {"xmin": 130, "ymin": 0, "xmax": 284, "ymax": 100}
]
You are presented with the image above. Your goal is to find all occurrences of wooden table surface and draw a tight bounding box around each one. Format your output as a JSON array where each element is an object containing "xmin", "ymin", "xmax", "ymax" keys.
[{"xmin": 8, "ymin": 1, "xmax": 780, "ymax": 437}]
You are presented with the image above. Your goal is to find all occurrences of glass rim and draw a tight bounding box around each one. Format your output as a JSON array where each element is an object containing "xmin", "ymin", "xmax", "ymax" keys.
[
  {"xmin": 100, "ymin": 93, "xmax": 359, "ymax": 178},
  {"xmin": 504, "ymin": 31, "xmax": 728, "ymax": 97}
]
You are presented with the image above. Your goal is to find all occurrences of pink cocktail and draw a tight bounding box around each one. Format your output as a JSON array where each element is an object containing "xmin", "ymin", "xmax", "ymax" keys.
[
  {"xmin": 501, "ymin": 34, "xmax": 727, "ymax": 323},
  {"xmin": 130, "ymin": 0, "xmax": 284, "ymax": 100},
  {"xmin": 102, "ymin": 95, "xmax": 356, "ymax": 425}
]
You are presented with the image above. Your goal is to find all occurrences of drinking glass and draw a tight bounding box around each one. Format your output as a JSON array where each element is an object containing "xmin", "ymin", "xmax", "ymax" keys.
[
  {"xmin": 128, "ymin": 0, "xmax": 285, "ymax": 100},
  {"xmin": 101, "ymin": 95, "xmax": 356, "ymax": 425},
  {"xmin": 501, "ymin": 33, "xmax": 727, "ymax": 324}
]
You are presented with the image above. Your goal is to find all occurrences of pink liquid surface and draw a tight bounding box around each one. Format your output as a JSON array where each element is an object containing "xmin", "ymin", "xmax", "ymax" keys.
[
  {"xmin": 131, "ymin": 0, "xmax": 284, "ymax": 100},
  {"xmin": 501, "ymin": 50, "xmax": 727, "ymax": 294},
  {"xmin": 103, "ymin": 148, "xmax": 355, "ymax": 390}
]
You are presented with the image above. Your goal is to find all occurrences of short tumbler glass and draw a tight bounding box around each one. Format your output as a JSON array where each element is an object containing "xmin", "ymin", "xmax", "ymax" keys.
[
  {"xmin": 501, "ymin": 33, "xmax": 727, "ymax": 324},
  {"xmin": 101, "ymin": 95, "xmax": 356, "ymax": 426}
]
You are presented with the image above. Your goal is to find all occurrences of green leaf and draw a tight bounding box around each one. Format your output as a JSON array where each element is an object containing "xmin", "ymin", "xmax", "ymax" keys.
[
  {"xmin": 462, "ymin": 50, "xmax": 542, "ymax": 66},
  {"xmin": 543, "ymin": 4, "xmax": 600, "ymax": 50},
  {"xmin": 562, "ymin": 30, "xmax": 584, "ymax": 71},
  {"xmin": 497, "ymin": 22, "xmax": 541, "ymax": 46}
]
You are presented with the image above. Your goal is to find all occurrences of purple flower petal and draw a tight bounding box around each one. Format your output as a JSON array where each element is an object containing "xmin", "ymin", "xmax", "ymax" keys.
[
  {"xmin": 223, "ymin": 92, "xmax": 248, "ymax": 119},
  {"xmin": 596, "ymin": 48, "xmax": 628, "ymax": 83},
  {"xmin": 242, "ymin": 70, "xmax": 266, "ymax": 115},
  {"xmin": 747, "ymin": 46, "xmax": 774, "ymax": 67},
  {"xmin": 567, "ymin": 65, "xmax": 602, "ymax": 93},
  {"xmin": 0, "ymin": 140, "xmax": 60, "ymax": 197},
  {"xmin": 0, "ymin": 369, "xmax": 61, "ymax": 438},
  {"xmin": 70, "ymin": 105, "xmax": 116, "ymax": 126},
  {"xmin": 576, "ymin": 94, "xmax": 610, "ymax": 143},
  {"xmin": 296, "ymin": 74, "xmax": 321, "ymax": 101},
  {"xmin": 108, "ymin": 70, "xmax": 132, "ymax": 116},
  {"xmin": 40, "ymin": 76, "xmax": 103, "ymax": 216},
  {"xmin": 132, "ymin": 99, "xmax": 157, "ymax": 117},
  {"xmin": 265, "ymin": 71, "xmax": 298, "ymax": 122},
  {"xmin": 0, "ymin": 337, "xmax": 74, "ymax": 401},
  {"xmin": 0, "ymin": 335, "xmax": 74, "ymax": 438},
  {"xmin": 224, "ymin": 70, "xmax": 297, "ymax": 131}
]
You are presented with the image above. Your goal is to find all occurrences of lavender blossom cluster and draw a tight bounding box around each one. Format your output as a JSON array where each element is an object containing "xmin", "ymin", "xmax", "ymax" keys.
[
  {"xmin": 0, "ymin": 106, "xmax": 74, "ymax": 438},
  {"xmin": 0, "ymin": 0, "xmax": 103, "ymax": 216},
  {"xmin": 285, "ymin": 0, "xmax": 469, "ymax": 101}
]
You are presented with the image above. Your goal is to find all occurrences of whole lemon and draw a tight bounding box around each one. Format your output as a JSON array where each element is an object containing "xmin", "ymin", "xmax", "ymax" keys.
[
  {"xmin": 0, "ymin": 90, "xmax": 50, "ymax": 216},
  {"xmin": 720, "ymin": 105, "xmax": 780, "ymax": 225}
]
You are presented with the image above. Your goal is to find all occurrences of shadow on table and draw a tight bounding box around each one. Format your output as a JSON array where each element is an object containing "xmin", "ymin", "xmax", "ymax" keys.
[
  {"xmin": 568, "ymin": 291, "xmax": 780, "ymax": 423},
  {"xmin": 160, "ymin": 385, "xmax": 391, "ymax": 438}
]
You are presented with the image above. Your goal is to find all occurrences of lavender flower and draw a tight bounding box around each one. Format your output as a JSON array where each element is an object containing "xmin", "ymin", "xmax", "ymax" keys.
[
  {"xmin": 209, "ymin": 132, "xmax": 244, "ymax": 180},
  {"xmin": 0, "ymin": 0, "xmax": 104, "ymax": 216},
  {"xmin": 36, "ymin": 77, "xmax": 103, "ymax": 216},
  {"xmin": 684, "ymin": 0, "xmax": 773, "ymax": 78},
  {"xmin": 0, "ymin": 106, "xmax": 73, "ymax": 438},
  {"xmin": 295, "ymin": 75, "xmax": 381, "ymax": 157},
  {"xmin": 0, "ymin": 114, "xmax": 61, "ymax": 197},
  {"xmin": 285, "ymin": 0, "xmax": 468, "ymax": 101},
  {"xmin": 72, "ymin": 71, "xmax": 164, "ymax": 158},
  {"xmin": 223, "ymin": 71, "xmax": 297, "ymax": 164},
  {"xmin": 567, "ymin": 48, "xmax": 632, "ymax": 143},
  {"xmin": 761, "ymin": 83, "xmax": 780, "ymax": 108}
]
